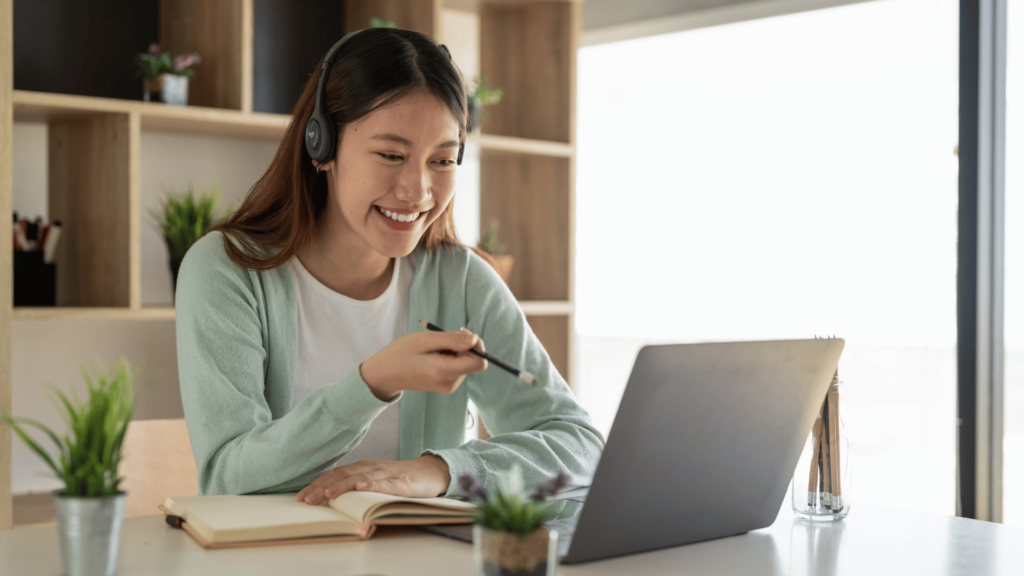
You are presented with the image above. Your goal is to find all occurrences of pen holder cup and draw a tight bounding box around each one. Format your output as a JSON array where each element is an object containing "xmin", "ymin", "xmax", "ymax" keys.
[
  {"xmin": 14, "ymin": 251, "xmax": 56, "ymax": 306},
  {"xmin": 792, "ymin": 379, "xmax": 849, "ymax": 521}
]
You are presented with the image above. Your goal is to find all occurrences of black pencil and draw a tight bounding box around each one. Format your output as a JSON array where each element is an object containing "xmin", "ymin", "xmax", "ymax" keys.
[{"xmin": 419, "ymin": 321, "xmax": 537, "ymax": 385}]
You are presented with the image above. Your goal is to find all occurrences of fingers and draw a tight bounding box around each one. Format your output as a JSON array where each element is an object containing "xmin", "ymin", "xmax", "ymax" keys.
[
  {"xmin": 428, "ymin": 352, "xmax": 487, "ymax": 380},
  {"xmin": 460, "ymin": 327, "xmax": 485, "ymax": 352},
  {"xmin": 420, "ymin": 329, "xmax": 483, "ymax": 354},
  {"xmin": 297, "ymin": 468, "xmax": 348, "ymax": 504}
]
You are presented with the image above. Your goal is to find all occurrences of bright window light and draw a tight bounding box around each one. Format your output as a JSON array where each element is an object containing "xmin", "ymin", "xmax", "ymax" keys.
[{"xmin": 576, "ymin": 0, "xmax": 959, "ymax": 516}]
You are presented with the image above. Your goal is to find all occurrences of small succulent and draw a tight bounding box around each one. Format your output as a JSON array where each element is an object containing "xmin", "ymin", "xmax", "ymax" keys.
[
  {"xmin": 468, "ymin": 76, "xmax": 503, "ymax": 107},
  {"xmin": 370, "ymin": 17, "xmax": 397, "ymax": 28},
  {"xmin": 477, "ymin": 218, "xmax": 508, "ymax": 256},
  {"xmin": 459, "ymin": 465, "xmax": 570, "ymax": 535},
  {"xmin": 136, "ymin": 43, "xmax": 201, "ymax": 80}
]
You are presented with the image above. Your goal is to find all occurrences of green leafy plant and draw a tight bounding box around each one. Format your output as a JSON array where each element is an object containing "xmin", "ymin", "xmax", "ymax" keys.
[
  {"xmin": 370, "ymin": 17, "xmax": 397, "ymax": 28},
  {"xmin": 459, "ymin": 465, "xmax": 569, "ymax": 535},
  {"xmin": 136, "ymin": 43, "xmax": 201, "ymax": 80},
  {"xmin": 1, "ymin": 359, "xmax": 141, "ymax": 497},
  {"xmin": 477, "ymin": 218, "xmax": 508, "ymax": 256},
  {"xmin": 468, "ymin": 76, "xmax": 503, "ymax": 107},
  {"xmin": 149, "ymin": 182, "xmax": 228, "ymax": 261}
]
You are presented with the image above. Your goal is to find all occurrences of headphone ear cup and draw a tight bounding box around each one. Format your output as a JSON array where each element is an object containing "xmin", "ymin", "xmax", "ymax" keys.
[{"xmin": 305, "ymin": 111, "xmax": 334, "ymax": 164}]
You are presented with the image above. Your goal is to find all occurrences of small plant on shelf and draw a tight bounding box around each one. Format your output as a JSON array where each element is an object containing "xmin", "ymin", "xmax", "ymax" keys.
[
  {"xmin": 136, "ymin": 43, "xmax": 201, "ymax": 106},
  {"xmin": 149, "ymin": 182, "xmax": 228, "ymax": 296},
  {"xmin": 2, "ymin": 359, "xmax": 142, "ymax": 575},
  {"xmin": 369, "ymin": 17, "xmax": 397, "ymax": 28},
  {"xmin": 472, "ymin": 218, "xmax": 514, "ymax": 283},
  {"xmin": 467, "ymin": 76, "xmax": 503, "ymax": 133},
  {"xmin": 460, "ymin": 465, "xmax": 569, "ymax": 576}
]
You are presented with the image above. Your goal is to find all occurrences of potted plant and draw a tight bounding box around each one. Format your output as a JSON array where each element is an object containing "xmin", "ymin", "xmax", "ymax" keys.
[
  {"xmin": 136, "ymin": 43, "xmax": 200, "ymax": 105},
  {"xmin": 2, "ymin": 359, "xmax": 140, "ymax": 576},
  {"xmin": 149, "ymin": 182, "xmax": 228, "ymax": 298},
  {"xmin": 466, "ymin": 76, "xmax": 503, "ymax": 133},
  {"xmin": 459, "ymin": 466, "xmax": 569, "ymax": 576},
  {"xmin": 472, "ymin": 218, "xmax": 514, "ymax": 283},
  {"xmin": 369, "ymin": 16, "xmax": 397, "ymax": 28}
]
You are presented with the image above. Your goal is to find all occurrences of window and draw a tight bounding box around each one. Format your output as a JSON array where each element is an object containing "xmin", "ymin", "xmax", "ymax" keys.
[
  {"xmin": 1003, "ymin": 0, "xmax": 1023, "ymax": 528},
  {"xmin": 576, "ymin": 0, "xmax": 959, "ymax": 515}
]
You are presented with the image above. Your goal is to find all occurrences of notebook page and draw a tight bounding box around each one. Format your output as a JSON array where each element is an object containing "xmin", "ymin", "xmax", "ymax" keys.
[{"xmin": 327, "ymin": 491, "xmax": 476, "ymax": 524}]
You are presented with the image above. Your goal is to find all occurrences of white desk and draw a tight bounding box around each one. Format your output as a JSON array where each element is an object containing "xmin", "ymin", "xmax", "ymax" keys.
[{"xmin": 1, "ymin": 503, "xmax": 1020, "ymax": 575}]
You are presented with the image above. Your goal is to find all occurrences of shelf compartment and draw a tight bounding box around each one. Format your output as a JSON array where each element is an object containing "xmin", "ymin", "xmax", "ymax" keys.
[
  {"xmin": 47, "ymin": 113, "xmax": 131, "ymax": 307},
  {"xmin": 14, "ymin": 91, "xmax": 289, "ymax": 139},
  {"xmin": 525, "ymin": 315, "xmax": 570, "ymax": 387},
  {"xmin": 481, "ymin": 152, "xmax": 570, "ymax": 301},
  {"xmin": 480, "ymin": 1, "xmax": 575, "ymax": 143},
  {"xmin": 159, "ymin": 0, "xmax": 248, "ymax": 111}
]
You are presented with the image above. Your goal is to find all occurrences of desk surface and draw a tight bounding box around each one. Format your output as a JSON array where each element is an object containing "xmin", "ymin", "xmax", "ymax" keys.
[{"xmin": 2, "ymin": 503, "xmax": 1021, "ymax": 575}]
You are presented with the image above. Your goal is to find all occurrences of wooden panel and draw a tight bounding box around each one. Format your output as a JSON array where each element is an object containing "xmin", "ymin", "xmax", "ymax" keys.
[
  {"xmin": 241, "ymin": 0, "xmax": 254, "ymax": 113},
  {"xmin": 48, "ymin": 114, "xmax": 131, "ymax": 307},
  {"xmin": 160, "ymin": 0, "xmax": 245, "ymax": 110},
  {"xmin": 527, "ymin": 314, "xmax": 570, "ymax": 389},
  {"xmin": 119, "ymin": 419, "xmax": 198, "ymax": 518},
  {"xmin": 12, "ymin": 493, "xmax": 54, "ymax": 527},
  {"xmin": 128, "ymin": 112, "xmax": 141, "ymax": 309},
  {"xmin": 480, "ymin": 1, "xmax": 574, "ymax": 142},
  {"xmin": 345, "ymin": 0, "xmax": 439, "ymax": 37},
  {"xmin": 0, "ymin": 0, "xmax": 12, "ymax": 533},
  {"xmin": 13, "ymin": 307, "xmax": 175, "ymax": 320},
  {"xmin": 480, "ymin": 153, "xmax": 569, "ymax": 301},
  {"xmin": 473, "ymin": 133, "xmax": 573, "ymax": 157}
]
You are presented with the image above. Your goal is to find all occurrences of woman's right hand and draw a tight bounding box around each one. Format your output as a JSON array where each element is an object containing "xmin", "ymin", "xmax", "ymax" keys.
[{"xmin": 360, "ymin": 328, "xmax": 487, "ymax": 401}]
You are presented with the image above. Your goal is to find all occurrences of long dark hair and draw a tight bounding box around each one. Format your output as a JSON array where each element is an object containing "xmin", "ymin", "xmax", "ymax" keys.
[{"xmin": 212, "ymin": 28, "xmax": 467, "ymax": 270}]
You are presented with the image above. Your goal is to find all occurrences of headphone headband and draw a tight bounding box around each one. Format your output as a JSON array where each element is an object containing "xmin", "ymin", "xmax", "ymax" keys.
[{"xmin": 304, "ymin": 29, "xmax": 465, "ymax": 166}]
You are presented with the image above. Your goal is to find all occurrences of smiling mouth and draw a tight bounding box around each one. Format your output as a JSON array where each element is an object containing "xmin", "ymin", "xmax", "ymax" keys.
[{"xmin": 375, "ymin": 205, "xmax": 423, "ymax": 223}]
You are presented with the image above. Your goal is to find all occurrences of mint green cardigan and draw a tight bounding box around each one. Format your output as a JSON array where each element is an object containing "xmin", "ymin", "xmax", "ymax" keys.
[{"xmin": 175, "ymin": 232, "xmax": 605, "ymax": 496}]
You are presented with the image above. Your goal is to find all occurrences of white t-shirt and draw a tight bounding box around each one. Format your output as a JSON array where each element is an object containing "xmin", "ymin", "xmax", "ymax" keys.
[{"xmin": 288, "ymin": 256, "xmax": 413, "ymax": 469}]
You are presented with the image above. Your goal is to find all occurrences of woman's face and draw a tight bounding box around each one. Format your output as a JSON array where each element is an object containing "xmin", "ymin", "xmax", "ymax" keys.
[{"xmin": 321, "ymin": 91, "xmax": 460, "ymax": 259}]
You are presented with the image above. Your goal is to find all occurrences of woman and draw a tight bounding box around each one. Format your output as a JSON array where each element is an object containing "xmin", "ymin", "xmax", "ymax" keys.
[{"xmin": 175, "ymin": 27, "xmax": 604, "ymax": 505}]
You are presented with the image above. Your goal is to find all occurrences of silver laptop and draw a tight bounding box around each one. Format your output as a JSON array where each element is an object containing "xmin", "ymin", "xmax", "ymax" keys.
[{"xmin": 426, "ymin": 339, "xmax": 845, "ymax": 564}]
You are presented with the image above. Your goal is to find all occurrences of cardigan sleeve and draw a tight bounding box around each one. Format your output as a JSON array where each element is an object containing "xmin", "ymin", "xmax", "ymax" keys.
[
  {"xmin": 422, "ymin": 252, "xmax": 606, "ymax": 495},
  {"xmin": 175, "ymin": 234, "xmax": 399, "ymax": 495}
]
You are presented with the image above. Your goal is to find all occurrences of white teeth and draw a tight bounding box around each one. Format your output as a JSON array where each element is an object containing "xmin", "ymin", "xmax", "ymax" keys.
[{"xmin": 376, "ymin": 206, "xmax": 419, "ymax": 223}]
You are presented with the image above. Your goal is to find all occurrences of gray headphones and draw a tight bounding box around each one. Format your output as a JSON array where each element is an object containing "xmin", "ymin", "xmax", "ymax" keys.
[{"xmin": 304, "ymin": 29, "xmax": 464, "ymax": 166}]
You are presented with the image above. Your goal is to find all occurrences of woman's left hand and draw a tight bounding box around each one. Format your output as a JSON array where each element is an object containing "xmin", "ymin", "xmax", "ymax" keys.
[{"xmin": 296, "ymin": 455, "xmax": 452, "ymax": 505}]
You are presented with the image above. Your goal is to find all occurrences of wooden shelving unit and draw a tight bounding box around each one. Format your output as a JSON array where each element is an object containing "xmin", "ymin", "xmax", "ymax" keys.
[
  {"xmin": 478, "ymin": 1, "xmax": 579, "ymax": 385},
  {"xmin": 0, "ymin": 0, "xmax": 580, "ymax": 529}
]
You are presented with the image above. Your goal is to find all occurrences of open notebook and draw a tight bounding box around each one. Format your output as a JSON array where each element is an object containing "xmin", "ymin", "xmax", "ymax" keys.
[{"xmin": 161, "ymin": 491, "xmax": 476, "ymax": 549}]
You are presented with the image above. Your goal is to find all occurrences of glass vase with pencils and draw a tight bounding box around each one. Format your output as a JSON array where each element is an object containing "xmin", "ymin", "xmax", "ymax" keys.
[{"xmin": 793, "ymin": 368, "xmax": 850, "ymax": 521}]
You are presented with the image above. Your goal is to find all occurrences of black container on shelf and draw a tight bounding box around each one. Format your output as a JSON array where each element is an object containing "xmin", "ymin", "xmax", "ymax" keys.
[{"xmin": 14, "ymin": 251, "xmax": 56, "ymax": 306}]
